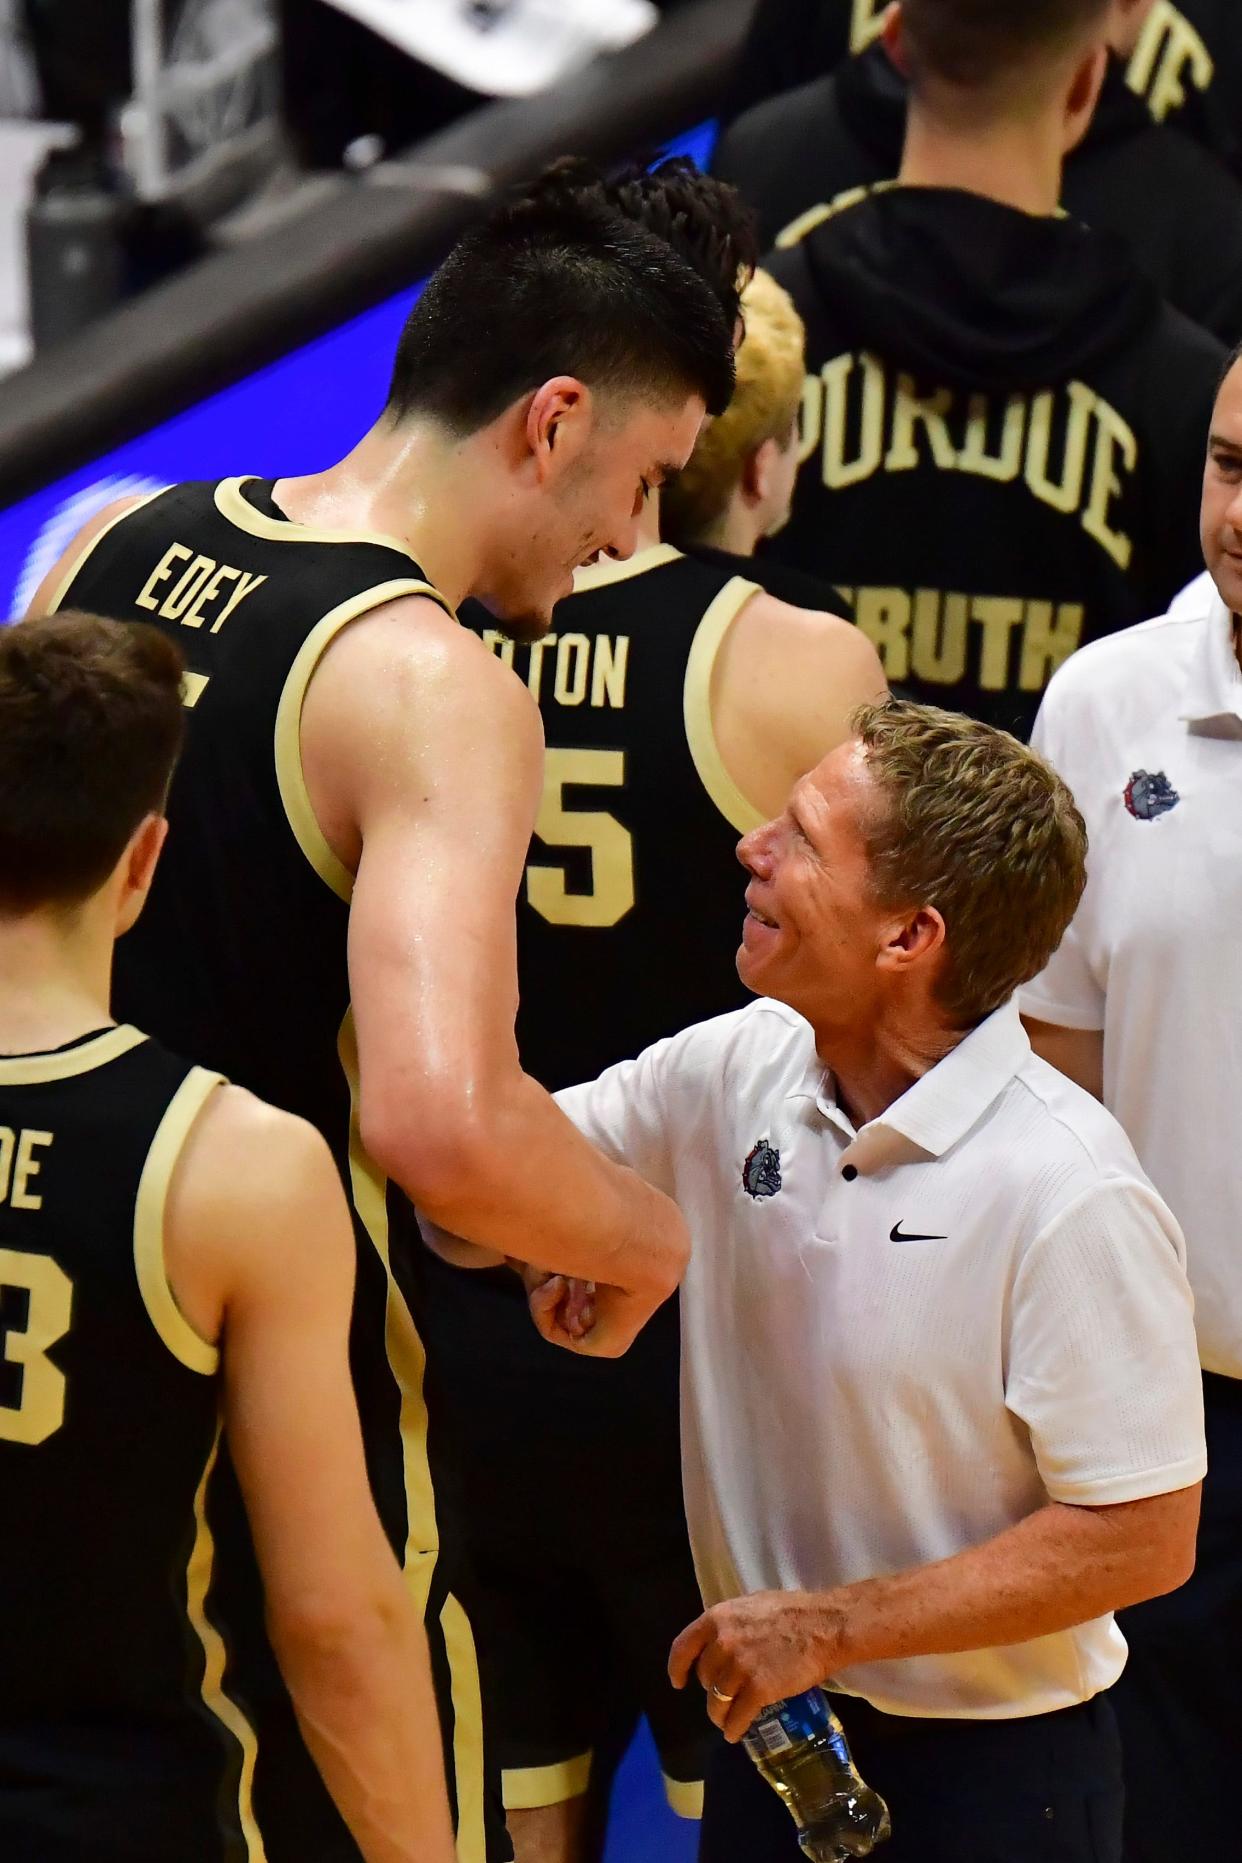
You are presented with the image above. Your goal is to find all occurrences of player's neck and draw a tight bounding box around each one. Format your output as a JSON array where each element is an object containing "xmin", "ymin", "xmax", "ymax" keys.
[
  {"xmin": 899, "ymin": 103, "xmax": 1065, "ymax": 219},
  {"xmin": 273, "ymin": 420, "xmax": 484, "ymax": 611},
  {"xmin": 0, "ymin": 912, "xmax": 115, "ymax": 1055},
  {"xmin": 636, "ymin": 495, "xmax": 664, "ymax": 552},
  {"xmin": 702, "ymin": 500, "xmax": 763, "ymax": 560}
]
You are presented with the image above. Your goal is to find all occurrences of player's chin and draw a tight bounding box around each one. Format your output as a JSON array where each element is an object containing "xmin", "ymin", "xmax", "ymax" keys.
[{"xmin": 496, "ymin": 603, "xmax": 554, "ymax": 647}]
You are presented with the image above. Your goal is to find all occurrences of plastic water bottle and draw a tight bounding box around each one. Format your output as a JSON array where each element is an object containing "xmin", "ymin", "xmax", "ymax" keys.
[{"xmin": 743, "ymin": 1688, "xmax": 892, "ymax": 1860}]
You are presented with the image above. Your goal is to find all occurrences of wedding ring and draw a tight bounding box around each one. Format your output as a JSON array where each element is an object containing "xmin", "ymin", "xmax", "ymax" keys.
[{"xmin": 709, "ymin": 1684, "xmax": 736, "ymax": 1703}]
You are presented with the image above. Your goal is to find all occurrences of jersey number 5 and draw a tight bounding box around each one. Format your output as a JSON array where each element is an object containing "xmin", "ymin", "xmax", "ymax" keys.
[
  {"xmin": 0, "ymin": 1248, "xmax": 73, "ymax": 1445},
  {"xmin": 526, "ymin": 748, "xmax": 636, "ymax": 929}
]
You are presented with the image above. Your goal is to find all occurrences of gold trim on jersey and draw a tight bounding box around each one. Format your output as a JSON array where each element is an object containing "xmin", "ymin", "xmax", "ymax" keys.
[
  {"xmin": 775, "ymin": 177, "xmax": 898, "ymax": 250},
  {"xmin": 664, "ymin": 1775, "xmax": 705, "ymax": 1820},
  {"xmin": 133, "ymin": 1066, "xmax": 223, "ymax": 1375},
  {"xmin": 215, "ymin": 477, "xmax": 426, "ymax": 561},
  {"xmin": 0, "ymin": 1023, "xmax": 147, "ymax": 1086},
  {"xmin": 572, "ymin": 542, "xmax": 682, "ymax": 592},
  {"xmin": 186, "ymin": 1428, "xmax": 268, "ymax": 1863},
  {"xmin": 44, "ymin": 489, "xmax": 166, "ymax": 616},
  {"xmin": 336, "ymin": 1010, "xmax": 487, "ymax": 1834},
  {"xmin": 273, "ymin": 579, "xmax": 452, "ymax": 902},
  {"xmin": 502, "ymin": 1752, "xmax": 593, "ymax": 1812},
  {"xmin": 441, "ymin": 1592, "xmax": 488, "ymax": 1860},
  {"xmin": 683, "ymin": 578, "xmax": 767, "ymax": 835}
]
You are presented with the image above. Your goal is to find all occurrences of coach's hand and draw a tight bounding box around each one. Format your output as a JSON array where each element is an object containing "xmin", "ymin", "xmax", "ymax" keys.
[
  {"xmin": 669, "ymin": 1592, "xmax": 845, "ymax": 1742},
  {"xmin": 523, "ymin": 1268, "xmax": 596, "ymax": 1345}
]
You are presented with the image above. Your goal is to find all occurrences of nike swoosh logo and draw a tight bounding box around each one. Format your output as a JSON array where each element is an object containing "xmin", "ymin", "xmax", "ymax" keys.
[{"xmin": 889, "ymin": 1223, "xmax": 947, "ymax": 1243}]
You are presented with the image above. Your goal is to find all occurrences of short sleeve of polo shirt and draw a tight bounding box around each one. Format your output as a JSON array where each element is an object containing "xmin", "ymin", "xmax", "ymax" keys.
[
  {"xmin": 1020, "ymin": 681, "xmax": 1106, "ymax": 1032},
  {"xmin": 1005, "ymin": 1178, "xmax": 1206, "ymax": 1505},
  {"xmin": 555, "ymin": 1035, "xmax": 682, "ymax": 1197}
]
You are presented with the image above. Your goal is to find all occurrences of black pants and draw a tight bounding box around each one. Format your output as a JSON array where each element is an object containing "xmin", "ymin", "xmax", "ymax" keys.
[
  {"xmin": 699, "ymin": 1694, "xmax": 1123, "ymax": 1863},
  {"xmin": 1112, "ymin": 1371, "xmax": 1242, "ymax": 1863}
]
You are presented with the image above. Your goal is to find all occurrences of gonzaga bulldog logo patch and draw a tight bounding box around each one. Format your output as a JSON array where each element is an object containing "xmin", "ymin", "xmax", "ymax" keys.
[
  {"xmin": 742, "ymin": 1138, "xmax": 782, "ymax": 1200},
  {"xmin": 1123, "ymin": 770, "xmax": 1179, "ymax": 821}
]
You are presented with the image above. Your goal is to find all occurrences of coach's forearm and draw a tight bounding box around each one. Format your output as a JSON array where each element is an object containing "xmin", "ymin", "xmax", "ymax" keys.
[
  {"xmin": 815, "ymin": 1491, "xmax": 1200, "ymax": 1671},
  {"xmin": 379, "ymin": 1068, "xmax": 689, "ymax": 1301}
]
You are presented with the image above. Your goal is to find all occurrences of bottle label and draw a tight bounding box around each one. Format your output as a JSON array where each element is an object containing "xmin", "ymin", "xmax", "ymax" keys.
[{"xmin": 746, "ymin": 1711, "xmax": 796, "ymax": 1758}]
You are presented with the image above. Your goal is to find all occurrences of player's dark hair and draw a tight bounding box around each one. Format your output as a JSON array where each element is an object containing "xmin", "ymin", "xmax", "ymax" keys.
[
  {"xmin": 385, "ymin": 179, "xmax": 736, "ymax": 429},
  {"xmin": 530, "ymin": 155, "xmax": 759, "ymax": 338},
  {"xmin": 0, "ymin": 612, "xmax": 185, "ymax": 914},
  {"xmin": 902, "ymin": 0, "xmax": 1111, "ymax": 88},
  {"xmin": 1218, "ymin": 337, "xmax": 1242, "ymax": 388}
]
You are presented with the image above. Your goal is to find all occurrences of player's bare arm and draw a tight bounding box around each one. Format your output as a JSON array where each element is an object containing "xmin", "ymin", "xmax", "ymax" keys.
[
  {"xmin": 1022, "ymin": 1016, "xmax": 1105, "ymax": 1100},
  {"xmin": 711, "ymin": 594, "xmax": 888, "ymax": 819},
  {"xmin": 23, "ymin": 497, "xmax": 152, "ymax": 620},
  {"xmin": 300, "ymin": 599, "xmax": 690, "ymax": 1344},
  {"xmin": 163, "ymin": 1085, "xmax": 457, "ymax": 1863}
]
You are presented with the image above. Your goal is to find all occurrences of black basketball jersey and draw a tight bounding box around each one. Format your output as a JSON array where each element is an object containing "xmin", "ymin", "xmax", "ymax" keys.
[
  {"xmin": 476, "ymin": 546, "xmax": 764, "ymax": 1088},
  {"xmin": 763, "ymin": 185, "xmax": 1223, "ymax": 739},
  {"xmin": 50, "ymin": 480, "xmax": 487, "ymax": 1861},
  {"xmin": 0, "ymin": 1027, "xmax": 242, "ymax": 1863},
  {"xmin": 420, "ymin": 548, "xmax": 772, "ymax": 1510}
]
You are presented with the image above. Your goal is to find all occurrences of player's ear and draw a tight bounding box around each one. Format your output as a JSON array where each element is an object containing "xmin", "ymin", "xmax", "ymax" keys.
[
  {"xmin": 745, "ymin": 436, "xmax": 782, "ymax": 508},
  {"xmin": 882, "ymin": 2, "xmax": 909, "ymax": 77},
  {"xmin": 525, "ymin": 377, "xmax": 591, "ymax": 481},
  {"xmin": 115, "ymin": 813, "xmax": 169, "ymax": 937},
  {"xmin": 1063, "ymin": 42, "xmax": 1108, "ymax": 153}
]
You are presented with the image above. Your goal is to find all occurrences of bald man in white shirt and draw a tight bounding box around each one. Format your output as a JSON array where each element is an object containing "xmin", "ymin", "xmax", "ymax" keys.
[
  {"xmin": 1021, "ymin": 340, "xmax": 1242, "ymax": 1863},
  {"xmin": 547, "ymin": 700, "xmax": 1205, "ymax": 1863}
]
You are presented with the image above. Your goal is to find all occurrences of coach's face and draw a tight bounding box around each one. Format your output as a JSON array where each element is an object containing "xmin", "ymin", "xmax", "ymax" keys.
[
  {"xmin": 737, "ymin": 741, "xmax": 892, "ymax": 1026},
  {"xmin": 1202, "ymin": 357, "xmax": 1242, "ymax": 618}
]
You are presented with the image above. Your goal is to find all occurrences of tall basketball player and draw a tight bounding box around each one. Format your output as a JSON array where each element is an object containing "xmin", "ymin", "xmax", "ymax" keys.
[
  {"xmin": 424, "ymin": 184, "xmax": 885, "ymax": 1863},
  {"xmin": 23, "ymin": 183, "xmax": 735, "ymax": 1861},
  {"xmin": 0, "ymin": 612, "xmax": 455, "ymax": 1863}
]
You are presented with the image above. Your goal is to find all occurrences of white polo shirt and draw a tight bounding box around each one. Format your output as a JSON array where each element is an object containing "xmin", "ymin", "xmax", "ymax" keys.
[
  {"xmin": 557, "ymin": 998, "xmax": 1205, "ymax": 1719},
  {"xmin": 1021, "ymin": 589, "xmax": 1242, "ymax": 1380}
]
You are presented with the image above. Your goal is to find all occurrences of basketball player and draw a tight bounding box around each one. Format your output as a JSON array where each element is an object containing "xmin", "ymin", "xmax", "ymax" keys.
[
  {"xmin": 753, "ymin": 0, "xmax": 1224, "ymax": 740},
  {"xmin": 23, "ymin": 182, "xmax": 734, "ymax": 1861},
  {"xmin": 423, "ymin": 230, "xmax": 885, "ymax": 1863},
  {"xmin": 0, "ymin": 611, "xmax": 455, "ymax": 1863},
  {"xmin": 714, "ymin": 1, "xmax": 1242, "ymax": 345}
]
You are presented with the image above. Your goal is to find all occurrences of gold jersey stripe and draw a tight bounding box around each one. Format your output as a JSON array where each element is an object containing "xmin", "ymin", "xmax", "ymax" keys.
[
  {"xmin": 502, "ymin": 1750, "xmax": 593, "ymax": 1812},
  {"xmin": 186, "ymin": 1428, "xmax": 268, "ymax": 1863},
  {"xmin": 683, "ymin": 577, "xmax": 768, "ymax": 835},
  {"xmin": 44, "ymin": 489, "xmax": 166, "ymax": 616},
  {"xmin": 572, "ymin": 542, "xmax": 682, "ymax": 592},
  {"xmin": 214, "ymin": 477, "xmax": 434, "ymax": 564},
  {"xmin": 775, "ymin": 177, "xmax": 898, "ymax": 251},
  {"xmin": 0, "ymin": 1024, "xmax": 147, "ymax": 1086},
  {"xmin": 664, "ymin": 1774, "xmax": 705, "ymax": 1820},
  {"xmin": 272, "ymin": 577, "xmax": 452, "ymax": 903},
  {"xmin": 441, "ymin": 1591, "xmax": 488, "ymax": 1861},
  {"xmin": 133, "ymin": 1066, "xmax": 224, "ymax": 1375},
  {"xmin": 182, "ymin": 669, "xmax": 210, "ymax": 708},
  {"xmin": 336, "ymin": 1010, "xmax": 488, "ymax": 1837}
]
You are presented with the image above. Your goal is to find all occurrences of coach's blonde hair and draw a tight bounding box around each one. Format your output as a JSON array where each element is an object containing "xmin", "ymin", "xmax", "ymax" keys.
[
  {"xmin": 851, "ymin": 699, "xmax": 1087, "ymax": 1026},
  {"xmin": 663, "ymin": 268, "xmax": 806, "ymax": 547}
]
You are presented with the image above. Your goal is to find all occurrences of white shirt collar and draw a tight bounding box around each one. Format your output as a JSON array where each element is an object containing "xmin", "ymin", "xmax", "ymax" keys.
[
  {"xmin": 1177, "ymin": 591, "xmax": 1242, "ymax": 731},
  {"xmin": 805, "ymin": 999, "xmax": 1030, "ymax": 1175}
]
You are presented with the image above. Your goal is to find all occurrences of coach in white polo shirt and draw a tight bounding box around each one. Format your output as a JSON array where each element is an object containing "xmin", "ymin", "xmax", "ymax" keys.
[
  {"xmin": 1021, "ymin": 342, "xmax": 1242, "ymax": 1863},
  {"xmin": 553, "ymin": 700, "xmax": 1205, "ymax": 1863}
]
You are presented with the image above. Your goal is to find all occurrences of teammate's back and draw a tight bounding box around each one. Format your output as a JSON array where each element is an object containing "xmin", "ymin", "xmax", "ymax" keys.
[
  {"xmin": 760, "ymin": 0, "xmax": 1225, "ymax": 739},
  {"xmin": 0, "ymin": 613, "xmax": 455, "ymax": 1863}
]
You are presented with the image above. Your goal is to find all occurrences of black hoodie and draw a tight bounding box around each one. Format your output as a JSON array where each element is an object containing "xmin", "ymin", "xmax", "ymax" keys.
[
  {"xmin": 720, "ymin": 0, "xmax": 1242, "ymax": 178},
  {"xmin": 764, "ymin": 185, "xmax": 1223, "ymax": 738},
  {"xmin": 715, "ymin": 47, "xmax": 1242, "ymax": 345}
]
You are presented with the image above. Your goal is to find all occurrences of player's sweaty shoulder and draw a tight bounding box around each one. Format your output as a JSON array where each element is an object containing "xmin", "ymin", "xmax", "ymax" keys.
[
  {"xmin": 713, "ymin": 589, "xmax": 887, "ymax": 817},
  {"xmin": 23, "ymin": 495, "xmax": 150, "ymax": 618}
]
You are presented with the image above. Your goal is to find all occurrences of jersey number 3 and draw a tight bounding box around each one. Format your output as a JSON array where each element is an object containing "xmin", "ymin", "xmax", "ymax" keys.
[
  {"xmin": 0, "ymin": 1248, "xmax": 73, "ymax": 1445},
  {"xmin": 526, "ymin": 748, "xmax": 636, "ymax": 929}
]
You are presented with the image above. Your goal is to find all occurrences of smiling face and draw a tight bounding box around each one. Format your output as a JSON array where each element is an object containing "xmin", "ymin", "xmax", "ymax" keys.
[
  {"xmin": 736, "ymin": 741, "xmax": 900, "ymax": 1031},
  {"xmin": 480, "ymin": 381, "xmax": 706, "ymax": 643},
  {"xmin": 1202, "ymin": 356, "xmax": 1242, "ymax": 618}
]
